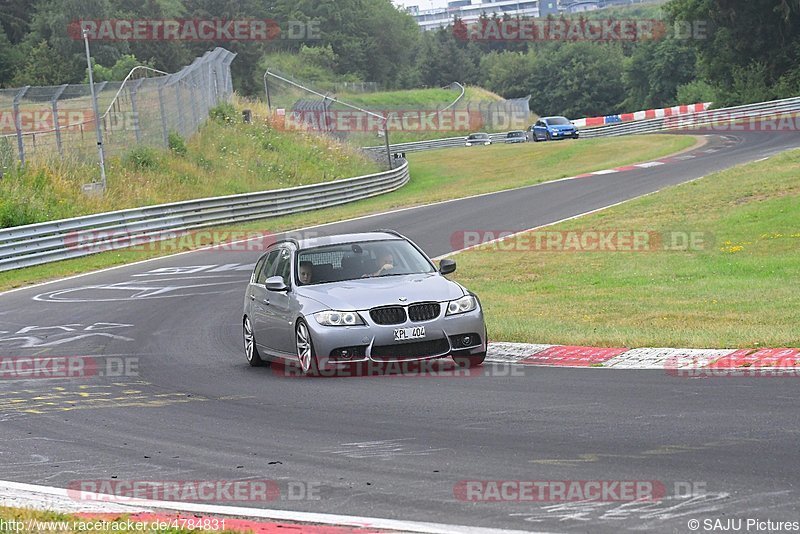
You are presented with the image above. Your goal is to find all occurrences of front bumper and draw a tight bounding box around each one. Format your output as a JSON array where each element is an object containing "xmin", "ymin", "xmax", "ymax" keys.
[
  {"xmin": 305, "ymin": 305, "xmax": 487, "ymax": 370},
  {"xmin": 549, "ymin": 130, "xmax": 578, "ymax": 138}
]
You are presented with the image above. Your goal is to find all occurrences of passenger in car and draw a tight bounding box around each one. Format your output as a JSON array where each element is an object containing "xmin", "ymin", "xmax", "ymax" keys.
[{"xmin": 298, "ymin": 261, "xmax": 314, "ymax": 285}]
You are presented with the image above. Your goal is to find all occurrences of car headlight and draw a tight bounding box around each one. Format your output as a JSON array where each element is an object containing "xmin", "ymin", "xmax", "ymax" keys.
[
  {"xmin": 314, "ymin": 310, "xmax": 365, "ymax": 326},
  {"xmin": 446, "ymin": 295, "xmax": 478, "ymax": 316}
]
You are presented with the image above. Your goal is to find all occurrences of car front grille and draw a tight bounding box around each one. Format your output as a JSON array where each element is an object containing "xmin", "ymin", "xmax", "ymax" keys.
[
  {"xmin": 371, "ymin": 338, "xmax": 451, "ymax": 360},
  {"xmin": 370, "ymin": 306, "xmax": 406, "ymax": 325},
  {"xmin": 408, "ymin": 302, "xmax": 440, "ymax": 322}
]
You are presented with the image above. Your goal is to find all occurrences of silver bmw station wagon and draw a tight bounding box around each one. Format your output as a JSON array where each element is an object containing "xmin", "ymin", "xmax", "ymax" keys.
[{"xmin": 242, "ymin": 230, "xmax": 487, "ymax": 375}]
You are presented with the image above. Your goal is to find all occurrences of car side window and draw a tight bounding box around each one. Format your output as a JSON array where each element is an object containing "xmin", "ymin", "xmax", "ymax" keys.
[
  {"xmin": 257, "ymin": 250, "xmax": 279, "ymax": 285},
  {"xmin": 252, "ymin": 256, "xmax": 267, "ymax": 284},
  {"xmin": 270, "ymin": 248, "xmax": 292, "ymax": 286}
]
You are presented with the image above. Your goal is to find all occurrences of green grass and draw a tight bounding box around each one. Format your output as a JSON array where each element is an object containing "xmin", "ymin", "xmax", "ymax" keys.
[
  {"xmin": 0, "ymin": 98, "xmax": 379, "ymax": 228},
  {"xmin": 337, "ymin": 86, "xmax": 502, "ymax": 109},
  {"xmin": 0, "ymin": 134, "xmax": 697, "ymax": 292},
  {"xmin": 449, "ymin": 148, "xmax": 800, "ymax": 348},
  {"xmin": 0, "ymin": 506, "xmax": 232, "ymax": 533}
]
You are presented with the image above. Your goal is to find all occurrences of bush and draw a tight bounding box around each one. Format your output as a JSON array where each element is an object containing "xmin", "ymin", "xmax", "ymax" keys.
[
  {"xmin": 168, "ymin": 132, "xmax": 188, "ymax": 156},
  {"xmin": 209, "ymin": 102, "xmax": 238, "ymax": 124},
  {"xmin": 124, "ymin": 146, "xmax": 159, "ymax": 169},
  {"xmin": 676, "ymin": 80, "xmax": 718, "ymax": 105}
]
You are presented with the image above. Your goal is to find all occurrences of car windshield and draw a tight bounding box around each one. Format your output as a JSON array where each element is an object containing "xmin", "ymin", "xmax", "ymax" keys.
[
  {"xmin": 468, "ymin": 133, "xmax": 488, "ymax": 139},
  {"xmin": 547, "ymin": 117, "xmax": 571, "ymax": 125},
  {"xmin": 296, "ymin": 239, "xmax": 436, "ymax": 285},
  {"xmin": 507, "ymin": 131, "xmax": 524, "ymax": 137}
]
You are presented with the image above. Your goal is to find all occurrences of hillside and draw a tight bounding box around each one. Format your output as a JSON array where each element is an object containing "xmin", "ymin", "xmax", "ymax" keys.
[{"xmin": 0, "ymin": 98, "xmax": 379, "ymax": 228}]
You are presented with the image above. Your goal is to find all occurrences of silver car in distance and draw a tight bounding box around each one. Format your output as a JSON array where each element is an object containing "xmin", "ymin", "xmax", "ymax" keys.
[{"xmin": 242, "ymin": 231, "xmax": 487, "ymax": 375}]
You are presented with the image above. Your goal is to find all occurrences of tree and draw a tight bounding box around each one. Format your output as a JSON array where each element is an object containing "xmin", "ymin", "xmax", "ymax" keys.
[
  {"xmin": 622, "ymin": 37, "xmax": 697, "ymax": 109},
  {"xmin": 665, "ymin": 0, "xmax": 800, "ymax": 104},
  {"xmin": 479, "ymin": 51, "xmax": 535, "ymax": 98},
  {"xmin": 10, "ymin": 40, "xmax": 75, "ymax": 86},
  {"xmin": 527, "ymin": 42, "xmax": 627, "ymax": 118}
]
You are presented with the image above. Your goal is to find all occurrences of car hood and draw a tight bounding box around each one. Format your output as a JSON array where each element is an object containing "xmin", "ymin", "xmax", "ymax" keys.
[{"xmin": 296, "ymin": 273, "xmax": 465, "ymax": 311}]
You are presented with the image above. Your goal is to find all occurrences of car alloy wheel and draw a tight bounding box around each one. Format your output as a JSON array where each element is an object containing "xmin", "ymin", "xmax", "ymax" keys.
[
  {"xmin": 244, "ymin": 316, "xmax": 264, "ymax": 367},
  {"xmin": 295, "ymin": 319, "xmax": 319, "ymax": 375}
]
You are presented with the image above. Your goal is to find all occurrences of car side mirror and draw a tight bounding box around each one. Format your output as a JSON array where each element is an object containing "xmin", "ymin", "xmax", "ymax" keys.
[
  {"xmin": 439, "ymin": 259, "xmax": 456, "ymax": 275},
  {"xmin": 265, "ymin": 276, "xmax": 288, "ymax": 292}
]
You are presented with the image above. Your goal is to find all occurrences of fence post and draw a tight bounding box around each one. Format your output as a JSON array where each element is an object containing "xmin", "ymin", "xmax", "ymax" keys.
[
  {"xmin": 129, "ymin": 78, "xmax": 144, "ymax": 144},
  {"xmin": 157, "ymin": 79, "xmax": 170, "ymax": 148},
  {"xmin": 188, "ymin": 79, "xmax": 199, "ymax": 131},
  {"xmin": 51, "ymin": 84, "xmax": 68, "ymax": 156},
  {"xmin": 12, "ymin": 86, "xmax": 29, "ymax": 165},
  {"xmin": 174, "ymin": 83, "xmax": 184, "ymax": 137}
]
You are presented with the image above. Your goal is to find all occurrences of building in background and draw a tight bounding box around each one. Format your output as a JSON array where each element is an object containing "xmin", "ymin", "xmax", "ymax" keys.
[
  {"xmin": 405, "ymin": 0, "xmax": 559, "ymax": 31},
  {"xmin": 401, "ymin": 0, "xmax": 658, "ymax": 30}
]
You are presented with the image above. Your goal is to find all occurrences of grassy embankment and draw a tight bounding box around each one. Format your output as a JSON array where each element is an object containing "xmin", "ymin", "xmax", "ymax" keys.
[{"xmin": 0, "ymin": 98, "xmax": 379, "ymax": 229}]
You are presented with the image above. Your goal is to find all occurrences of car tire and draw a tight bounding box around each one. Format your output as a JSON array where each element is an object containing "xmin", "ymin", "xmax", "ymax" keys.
[
  {"xmin": 295, "ymin": 319, "xmax": 320, "ymax": 376},
  {"xmin": 532, "ymin": 133, "xmax": 539, "ymax": 142},
  {"xmin": 546, "ymin": 132, "xmax": 553, "ymax": 141},
  {"xmin": 244, "ymin": 316, "xmax": 265, "ymax": 367}
]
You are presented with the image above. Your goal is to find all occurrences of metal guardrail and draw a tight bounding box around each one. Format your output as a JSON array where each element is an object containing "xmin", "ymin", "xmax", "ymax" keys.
[
  {"xmin": 363, "ymin": 133, "xmax": 509, "ymax": 155},
  {"xmin": 0, "ymin": 159, "xmax": 409, "ymax": 272},
  {"xmin": 579, "ymin": 95, "xmax": 800, "ymax": 138},
  {"xmin": 364, "ymin": 96, "xmax": 800, "ymax": 153}
]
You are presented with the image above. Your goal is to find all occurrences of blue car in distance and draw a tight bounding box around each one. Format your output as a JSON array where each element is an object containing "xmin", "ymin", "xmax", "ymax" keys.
[{"xmin": 530, "ymin": 116, "xmax": 579, "ymax": 142}]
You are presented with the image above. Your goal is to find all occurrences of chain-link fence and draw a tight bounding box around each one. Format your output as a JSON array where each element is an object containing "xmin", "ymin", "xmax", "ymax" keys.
[{"xmin": 0, "ymin": 47, "xmax": 236, "ymax": 172}]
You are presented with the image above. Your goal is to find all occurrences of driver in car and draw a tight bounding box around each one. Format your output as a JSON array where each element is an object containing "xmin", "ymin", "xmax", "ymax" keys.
[{"xmin": 367, "ymin": 250, "xmax": 394, "ymax": 277}]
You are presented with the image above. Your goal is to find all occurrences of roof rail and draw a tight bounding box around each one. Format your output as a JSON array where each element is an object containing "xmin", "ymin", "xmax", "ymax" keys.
[
  {"xmin": 373, "ymin": 228, "xmax": 404, "ymax": 239},
  {"xmin": 273, "ymin": 237, "xmax": 300, "ymax": 248}
]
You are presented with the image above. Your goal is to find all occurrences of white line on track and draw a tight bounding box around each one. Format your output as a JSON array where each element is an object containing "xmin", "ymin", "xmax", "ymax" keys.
[{"xmin": 634, "ymin": 161, "xmax": 665, "ymax": 168}]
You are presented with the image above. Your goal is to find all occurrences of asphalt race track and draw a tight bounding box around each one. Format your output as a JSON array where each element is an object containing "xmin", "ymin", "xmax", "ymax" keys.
[{"xmin": 1, "ymin": 131, "xmax": 799, "ymax": 532}]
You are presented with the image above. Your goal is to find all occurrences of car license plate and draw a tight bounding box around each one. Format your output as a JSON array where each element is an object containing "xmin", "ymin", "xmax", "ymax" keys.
[{"xmin": 394, "ymin": 326, "xmax": 425, "ymax": 341}]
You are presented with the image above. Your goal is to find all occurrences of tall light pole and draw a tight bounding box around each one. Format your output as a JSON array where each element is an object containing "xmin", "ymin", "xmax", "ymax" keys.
[{"xmin": 83, "ymin": 29, "xmax": 107, "ymax": 191}]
